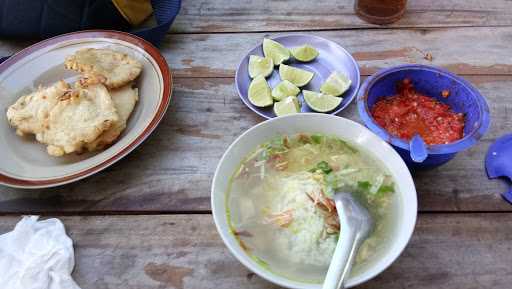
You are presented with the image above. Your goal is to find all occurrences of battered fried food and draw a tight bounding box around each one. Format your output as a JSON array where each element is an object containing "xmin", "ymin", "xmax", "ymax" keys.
[
  {"xmin": 64, "ymin": 48, "xmax": 142, "ymax": 89},
  {"xmin": 6, "ymin": 80, "xmax": 70, "ymax": 136},
  {"xmin": 35, "ymin": 84, "xmax": 119, "ymax": 156},
  {"xmin": 6, "ymin": 47, "xmax": 142, "ymax": 157},
  {"xmin": 86, "ymin": 84, "xmax": 139, "ymax": 151}
]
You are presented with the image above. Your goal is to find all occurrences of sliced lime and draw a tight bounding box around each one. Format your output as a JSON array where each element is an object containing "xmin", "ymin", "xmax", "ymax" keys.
[
  {"xmin": 279, "ymin": 64, "xmax": 314, "ymax": 87},
  {"xmin": 303, "ymin": 90, "xmax": 342, "ymax": 112},
  {"xmin": 320, "ymin": 71, "xmax": 352, "ymax": 97},
  {"xmin": 290, "ymin": 45, "xmax": 319, "ymax": 62},
  {"xmin": 271, "ymin": 80, "xmax": 300, "ymax": 101},
  {"xmin": 274, "ymin": 96, "xmax": 300, "ymax": 116},
  {"xmin": 248, "ymin": 55, "xmax": 274, "ymax": 78},
  {"xmin": 263, "ymin": 38, "xmax": 290, "ymax": 66},
  {"xmin": 248, "ymin": 76, "xmax": 273, "ymax": 107}
]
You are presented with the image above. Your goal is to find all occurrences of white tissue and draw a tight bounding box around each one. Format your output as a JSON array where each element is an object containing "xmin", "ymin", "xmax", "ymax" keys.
[{"xmin": 0, "ymin": 216, "xmax": 81, "ymax": 289}]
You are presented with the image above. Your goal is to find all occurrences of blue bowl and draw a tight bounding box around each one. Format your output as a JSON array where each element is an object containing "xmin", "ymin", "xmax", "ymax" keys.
[{"xmin": 357, "ymin": 64, "xmax": 490, "ymax": 169}]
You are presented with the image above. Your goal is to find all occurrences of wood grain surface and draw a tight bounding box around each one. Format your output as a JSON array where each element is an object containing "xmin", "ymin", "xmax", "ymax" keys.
[
  {"xmin": 0, "ymin": 75, "xmax": 510, "ymax": 213},
  {"xmin": 172, "ymin": 0, "xmax": 512, "ymax": 33},
  {"xmin": 1, "ymin": 0, "xmax": 512, "ymax": 288},
  {"xmin": 0, "ymin": 214, "xmax": 511, "ymax": 289},
  {"xmin": 164, "ymin": 27, "xmax": 512, "ymax": 77},
  {"xmin": 1, "ymin": 27, "xmax": 512, "ymax": 78}
]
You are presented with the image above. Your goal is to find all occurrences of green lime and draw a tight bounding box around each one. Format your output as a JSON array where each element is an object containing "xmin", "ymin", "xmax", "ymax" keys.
[
  {"xmin": 279, "ymin": 64, "xmax": 314, "ymax": 87},
  {"xmin": 248, "ymin": 55, "xmax": 274, "ymax": 78},
  {"xmin": 303, "ymin": 90, "xmax": 342, "ymax": 112},
  {"xmin": 320, "ymin": 71, "xmax": 352, "ymax": 97},
  {"xmin": 290, "ymin": 44, "xmax": 319, "ymax": 62},
  {"xmin": 271, "ymin": 80, "xmax": 300, "ymax": 101},
  {"xmin": 248, "ymin": 76, "xmax": 273, "ymax": 107},
  {"xmin": 263, "ymin": 38, "xmax": 290, "ymax": 66},
  {"xmin": 274, "ymin": 96, "xmax": 300, "ymax": 117}
]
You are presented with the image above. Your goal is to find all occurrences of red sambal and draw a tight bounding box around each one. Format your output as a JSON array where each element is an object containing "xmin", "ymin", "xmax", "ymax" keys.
[{"xmin": 371, "ymin": 79, "xmax": 465, "ymax": 145}]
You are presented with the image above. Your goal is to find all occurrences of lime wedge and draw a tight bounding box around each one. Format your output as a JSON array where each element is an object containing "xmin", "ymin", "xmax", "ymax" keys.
[
  {"xmin": 320, "ymin": 71, "xmax": 352, "ymax": 97},
  {"xmin": 274, "ymin": 96, "xmax": 300, "ymax": 116},
  {"xmin": 303, "ymin": 90, "xmax": 342, "ymax": 112},
  {"xmin": 248, "ymin": 55, "xmax": 274, "ymax": 78},
  {"xmin": 263, "ymin": 38, "xmax": 290, "ymax": 66},
  {"xmin": 290, "ymin": 45, "xmax": 319, "ymax": 62},
  {"xmin": 248, "ymin": 76, "xmax": 273, "ymax": 107},
  {"xmin": 271, "ymin": 80, "xmax": 300, "ymax": 101},
  {"xmin": 279, "ymin": 64, "xmax": 314, "ymax": 87}
]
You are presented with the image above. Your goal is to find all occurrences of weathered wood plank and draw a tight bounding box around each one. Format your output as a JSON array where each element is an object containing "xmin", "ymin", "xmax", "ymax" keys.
[
  {"xmin": 173, "ymin": 0, "xmax": 512, "ymax": 33},
  {"xmin": 0, "ymin": 75, "xmax": 510, "ymax": 213},
  {"xmin": 163, "ymin": 27, "xmax": 512, "ymax": 77},
  {"xmin": 0, "ymin": 213, "xmax": 511, "ymax": 289},
  {"xmin": 1, "ymin": 27, "xmax": 512, "ymax": 78}
]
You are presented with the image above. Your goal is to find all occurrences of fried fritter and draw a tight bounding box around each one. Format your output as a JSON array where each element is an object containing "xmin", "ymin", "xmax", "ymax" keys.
[
  {"xmin": 6, "ymin": 47, "xmax": 143, "ymax": 157},
  {"xmin": 86, "ymin": 84, "xmax": 139, "ymax": 151},
  {"xmin": 64, "ymin": 48, "xmax": 142, "ymax": 89},
  {"xmin": 6, "ymin": 80, "xmax": 70, "ymax": 136},
  {"xmin": 35, "ymin": 84, "xmax": 119, "ymax": 156}
]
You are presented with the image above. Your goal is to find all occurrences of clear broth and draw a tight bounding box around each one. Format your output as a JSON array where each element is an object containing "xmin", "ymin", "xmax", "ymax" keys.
[{"xmin": 226, "ymin": 134, "xmax": 399, "ymax": 283}]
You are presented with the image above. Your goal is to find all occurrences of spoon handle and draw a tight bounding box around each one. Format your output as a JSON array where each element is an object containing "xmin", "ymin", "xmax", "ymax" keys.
[
  {"xmin": 322, "ymin": 227, "xmax": 357, "ymax": 289},
  {"xmin": 409, "ymin": 134, "xmax": 428, "ymax": 163}
]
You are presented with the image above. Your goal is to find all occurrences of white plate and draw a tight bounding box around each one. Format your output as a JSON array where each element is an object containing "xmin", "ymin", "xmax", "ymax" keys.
[{"xmin": 0, "ymin": 30, "xmax": 172, "ymax": 188}]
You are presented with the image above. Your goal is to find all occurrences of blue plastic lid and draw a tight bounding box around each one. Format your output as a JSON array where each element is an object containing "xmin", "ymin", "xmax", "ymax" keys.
[{"xmin": 485, "ymin": 133, "xmax": 512, "ymax": 204}]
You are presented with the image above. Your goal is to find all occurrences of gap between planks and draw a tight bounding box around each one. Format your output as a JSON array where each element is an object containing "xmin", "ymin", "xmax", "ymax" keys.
[
  {"xmin": 173, "ymin": 73, "xmax": 512, "ymax": 79},
  {"xmin": 167, "ymin": 24, "xmax": 512, "ymax": 36},
  {"xmin": 1, "ymin": 210, "xmax": 512, "ymax": 217}
]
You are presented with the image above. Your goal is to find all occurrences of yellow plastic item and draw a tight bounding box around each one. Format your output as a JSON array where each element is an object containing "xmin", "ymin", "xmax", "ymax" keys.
[{"xmin": 112, "ymin": 0, "xmax": 153, "ymax": 26}]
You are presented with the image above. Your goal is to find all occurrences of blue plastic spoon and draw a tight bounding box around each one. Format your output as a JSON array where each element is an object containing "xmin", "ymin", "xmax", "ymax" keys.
[
  {"xmin": 485, "ymin": 134, "xmax": 512, "ymax": 204},
  {"xmin": 409, "ymin": 134, "xmax": 428, "ymax": 163}
]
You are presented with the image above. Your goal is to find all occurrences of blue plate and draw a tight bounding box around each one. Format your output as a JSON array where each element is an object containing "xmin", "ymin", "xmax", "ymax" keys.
[{"xmin": 235, "ymin": 34, "xmax": 360, "ymax": 119}]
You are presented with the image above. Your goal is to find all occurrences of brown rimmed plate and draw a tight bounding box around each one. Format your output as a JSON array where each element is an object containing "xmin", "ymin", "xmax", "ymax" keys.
[{"xmin": 0, "ymin": 30, "xmax": 172, "ymax": 188}]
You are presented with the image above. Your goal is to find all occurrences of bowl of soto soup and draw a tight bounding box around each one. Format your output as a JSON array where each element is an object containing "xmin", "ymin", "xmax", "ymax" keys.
[{"xmin": 211, "ymin": 113, "xmax": 417, "ymax": 288}]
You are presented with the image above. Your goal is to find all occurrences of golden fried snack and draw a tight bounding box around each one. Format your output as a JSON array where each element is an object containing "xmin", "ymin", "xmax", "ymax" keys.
[
  {"xmin": 86, "ymin": 84, "xmax": 139, "ymax": 151},
  {"xmin": 35, "ymin": 84, "xmax": 119, "ymax": 156},
  {"xmin": 6, "ymin": 81, "xmax": 70, "ymax": 136},
  {"xmin": 64, "ymin": 48, "xmax": 142, "ymax": 89}
]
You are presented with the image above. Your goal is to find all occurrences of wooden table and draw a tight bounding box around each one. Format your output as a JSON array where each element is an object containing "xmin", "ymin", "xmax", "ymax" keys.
[{"xmin": 1, "ymin": 1, "xmax": 512, "ymax": 288}]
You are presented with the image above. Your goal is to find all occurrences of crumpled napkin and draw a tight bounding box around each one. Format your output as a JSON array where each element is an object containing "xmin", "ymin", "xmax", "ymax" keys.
[{"xmin": 0, "ymin": 216, "xmax": 81, "ymax": 289}]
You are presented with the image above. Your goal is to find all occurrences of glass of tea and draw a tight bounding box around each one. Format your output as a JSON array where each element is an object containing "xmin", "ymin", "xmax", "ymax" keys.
[{"xmin": 355, "ymin": 0, "xmax": 407, "ymax": 25}]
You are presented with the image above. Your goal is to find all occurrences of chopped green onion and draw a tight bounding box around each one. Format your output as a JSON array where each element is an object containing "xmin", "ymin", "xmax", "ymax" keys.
[
  {"xmin": 311, "ymin": 134, "xmax": 323, "ymax": 144},
  {"xmin": 309, "ymin": 161, "xmax": 332, "ymax": 174},
  {"xmin": 357, "ymin": 181, "xmax": 371, "ymax": 192},
  {"xmin": 377, "ymin": 184, "xmax": 394, "ymax": 195}
]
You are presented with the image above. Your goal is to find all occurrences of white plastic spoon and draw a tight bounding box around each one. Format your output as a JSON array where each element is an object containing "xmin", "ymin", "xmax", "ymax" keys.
[{"xmin": 322, "ymin": 192, "xmax": 373, "ymax": 289}]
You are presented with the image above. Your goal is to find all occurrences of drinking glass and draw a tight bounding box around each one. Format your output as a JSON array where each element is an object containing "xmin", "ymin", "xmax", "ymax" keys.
[{"xmin": 355, "ymin": 0, "xmax": 407, "ymax": 24}]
